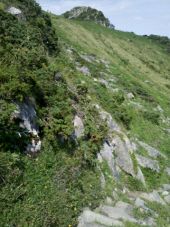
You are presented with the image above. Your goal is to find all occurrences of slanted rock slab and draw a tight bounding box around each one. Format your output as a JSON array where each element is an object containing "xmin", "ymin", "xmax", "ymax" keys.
[
  {"xmin": 136, "ymin": 154, "xmax": 160, "ymax": 172},
  {"xmin": 138, "ymin": 141, "xmax": 165, "ymax": 158},
  {"xmin": 78, "ymin": 209, "xmax": 123, "ymax": 227},
  {"xmin": 100, "ymin": 201, "xmax": 137, "ymax": 223},
  {"xmin": 140, "ymin": 191, "xmax": 166, "ymax": 205}
]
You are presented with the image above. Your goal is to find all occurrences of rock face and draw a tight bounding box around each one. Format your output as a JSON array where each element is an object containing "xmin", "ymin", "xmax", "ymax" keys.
[
  {"xmin": 13, "ymin": 99, "xmax": 41, "ymax": 154},
  {"xmin": 63, "ymin": 7, "xmax": 115, "ymax": 29}
]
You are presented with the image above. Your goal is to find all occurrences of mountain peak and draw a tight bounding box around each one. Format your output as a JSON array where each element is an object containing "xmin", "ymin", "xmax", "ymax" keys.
[{"xmin": 63, "ymin": 6, "xmax": 115, "ymax": 29}]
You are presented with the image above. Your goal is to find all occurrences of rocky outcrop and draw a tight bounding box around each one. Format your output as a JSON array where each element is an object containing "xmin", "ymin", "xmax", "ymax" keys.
[
  {"xmin": 13, "ymin": 99, "xmax": 41, "ymax": 154},
  {"xmin": 6, "ymin": 6, "xmax": 25, "ymax": 20},
  {"xmin": 63, "ymin": 7, "xmax": 115, "ymax": 29},
  {"xmin": 96, "ymin": 105, "xmax": 145, "ymax": 181}
]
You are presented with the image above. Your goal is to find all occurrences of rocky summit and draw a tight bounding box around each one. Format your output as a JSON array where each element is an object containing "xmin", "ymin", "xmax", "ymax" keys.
[
  {"xmin": 0, "ymin": 0, "xmax": 170, "ymax": 226},
  {"xmin": 63, "ymin": 6, "xmax": 115, "ymax": 29}
]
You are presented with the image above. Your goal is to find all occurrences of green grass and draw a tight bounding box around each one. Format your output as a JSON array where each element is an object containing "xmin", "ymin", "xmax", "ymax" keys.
[{"xmin": 1, "ymin": 5, "xmax": 170, "ymax": 226}]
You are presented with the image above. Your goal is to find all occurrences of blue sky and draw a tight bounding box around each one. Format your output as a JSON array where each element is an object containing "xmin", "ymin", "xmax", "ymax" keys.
[{"xmin": 36, "ymin": 0, "xmax": 170, "ymax": 37}]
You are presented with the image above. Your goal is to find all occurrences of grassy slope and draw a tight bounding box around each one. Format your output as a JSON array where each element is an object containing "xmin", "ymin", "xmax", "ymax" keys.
[
  {"xmin": 1, "ymin": 10, "xmax": 170, "ymax": 226},
  {"xmin": 52, "ymin": 16, "xmax": 170, "ymax": 156}
]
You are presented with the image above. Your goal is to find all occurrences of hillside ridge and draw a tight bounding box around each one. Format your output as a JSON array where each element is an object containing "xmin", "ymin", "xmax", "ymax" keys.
[{"xmin": 63, "ymin": 6, "xmax": 115, "ymax": 29}]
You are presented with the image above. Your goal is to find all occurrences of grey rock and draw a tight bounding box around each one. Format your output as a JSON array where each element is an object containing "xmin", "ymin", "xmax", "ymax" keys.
[
  {"xmin": 142, "ymin": 217, "xmax": 156, "ymax": 226},
  {"xmin": 13, "ymin": 100, "xmax": 38, "ymax": 136},
  {"xmin": 138, "ymin": 141, "xmax": 165, "ymax": 158},
  {"xmin": 63, "ymin": 7, "xmax": 114, "ymax": 29},
  {"xmin": 98, "ymin": 109, "xmax": 120, "ymax": 133},
  {"xmin": 105, "ymin": 197, "xmax": 113, "ymax": 205},
  {"xmin": 99, "ymin": 142, "xmax": 118, "ymax": 178},
  {"xmin": 164, "ymin": 195, "xmax": 170, "ymax": 204},
  {"xmin": 165, "ymin": 167, "xmax": 170, "ymax": 176},
  {"xmin": 135, "ymin": 198, "xmax": 145, "ymax": 208},
  {"xmin": 100, "ymin": 59, "xmax": 110, "ymax": 68},
  {"xmin": 136, "ymin": 166, "xmax": 146, "ymax": 186},
  {"xmin": 98, "ymin": 79, "xmax": 109, "ymax": 87},
  {"xmin": 12, "ymin": 99, "xmax": 41, "ymax": 153},
  {"xmin": 76, "ymin": 66, "xmax": 91, "ymax": 76},
  {"xmin": 140, "ymin": 191, "xmax": 166, "ymax": 205},
  {"xmin": 111, "ymin": 88, "xmax": 120, "ymax": 93},
  {"xmin": 80, "ymin": 54, "xmax": 96, "ymax": 63},
  {"xmin": 164, "ymin": 128, "xmax": 170, "ymax": 133},
  {"xmin": 78, "ymin": 209, "xmax": 123, "ymax": 227},
  {"xmin": 162, "ymin": 184, "xmax": 170, "ymax": 191},
  {"xmin": 134, "ymin": 198, "xmax": 154, "ymax": 215},
  {"xmin": 112, "ymin": 136, "xmax": 135, "ymax": 176},
  {"xmin": 26, "ymin": 138, "xmax": 41, "ymax": 154},
  {"xmin": 7, "ymin": 6, "xmax": 22, "ymax": 15},
  {"xmin": 136, "ymin": 154, "xmax": 160, "ymax": 172},
  {"xmin": 155, "ymin": 105, "xmax": 164, "ymax": 113},
  {"xmin": 127, "ymin": 93, "xmax": 135, "ymax": 99},
  {"xmin": 128, "ymin": 101, "xmax": 143, "ymax": 110},
  {"xmin": 100, "ymin": 201, "xmax": 137, "ymax": 223},
  {"xmin": 162, "ymin": 191, "xmax": 169, "ymax": 196},
  {"xmin": 54, "ymin": 72, "xmax": 62, "ymax": 81},
  {"xmin": 73, "ymin": 115, "xmax": 84, "ymax": 138}
]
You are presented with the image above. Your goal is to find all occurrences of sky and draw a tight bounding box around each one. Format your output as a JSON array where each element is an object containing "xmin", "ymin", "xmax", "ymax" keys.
[{"xmin": 36, "ymin": 0, "xmax": 170, "ymax": 37}]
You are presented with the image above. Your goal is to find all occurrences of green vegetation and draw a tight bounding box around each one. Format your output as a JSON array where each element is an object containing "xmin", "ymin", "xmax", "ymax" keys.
[{"xmin": 0, "ymin": 1, "xmax": 170, "ymax": 226}]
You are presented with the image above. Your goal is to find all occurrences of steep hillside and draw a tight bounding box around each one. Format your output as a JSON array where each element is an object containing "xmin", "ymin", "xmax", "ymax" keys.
[{"xmin": 0, "ymin": 1, "xmax": 170, "ymax": 227}]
